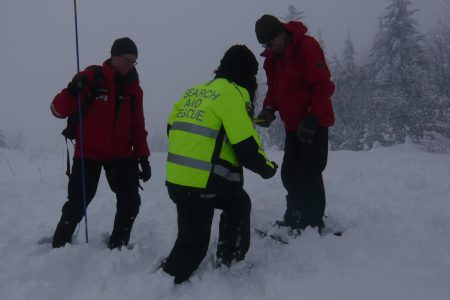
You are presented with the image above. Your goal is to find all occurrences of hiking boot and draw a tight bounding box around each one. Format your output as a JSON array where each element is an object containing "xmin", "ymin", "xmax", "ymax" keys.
[
  {"xmin": 107, "ymin": 234, "xmax": 129, "ymax": 250},
  {"xmin": 108, "ymin": 216, "xmax": 136, "ymax": 249},
  {"xmin": 278, "ymin": 210, "xmax": 308, "ymax": 230},
  {"xmin": 52, "ymin": 219, "xmax": 77, "ymax": 248}
]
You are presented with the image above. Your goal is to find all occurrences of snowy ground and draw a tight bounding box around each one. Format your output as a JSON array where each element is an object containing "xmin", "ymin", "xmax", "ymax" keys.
[{"xmin": 1, "ymin": 144, "xmax": 449, "ymax": 300}]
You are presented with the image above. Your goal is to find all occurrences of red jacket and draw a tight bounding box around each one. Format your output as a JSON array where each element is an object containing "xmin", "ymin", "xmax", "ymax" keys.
[
  {"xmin": 51, "ymin": 60, "xmax": 150, "ymax": 161},
  {"xmin": 262, "ymin": 21, "xmax": 335, "ymax": 131}
]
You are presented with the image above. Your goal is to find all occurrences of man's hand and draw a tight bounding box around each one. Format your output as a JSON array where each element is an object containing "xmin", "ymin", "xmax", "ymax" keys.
[
  {"xmin": 297, "ymin": 115, "xmax": 320, "ymax": 144},
  {"xmin": 254, "ymin": 107, "xmax": 276, "ymax": 127},
  {"xmin": 138, "ymin": 157, "xmax": 151, "ymax": 182}
]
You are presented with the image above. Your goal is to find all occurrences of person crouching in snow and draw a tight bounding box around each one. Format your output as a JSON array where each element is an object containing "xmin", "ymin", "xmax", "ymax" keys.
[{"xmin": 162, "ymin": 45, "xmax": 278, "ymax": 284}]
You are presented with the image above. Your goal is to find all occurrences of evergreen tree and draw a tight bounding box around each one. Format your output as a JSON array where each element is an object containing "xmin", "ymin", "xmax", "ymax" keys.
[
  {"xmin": 421, "ymin": 1, "xmax": 450, "ymax": 146},
  {"xmin": 0, "ymin": 130, "xmax": 5, "ymax": 148},
  {"xmin": 365, "ymin": 0, "xmax": 430, "ymax": 146},
  {"xmin": 330, "ymin": 34, "xmax": 368, "ymax": 150},
  {"xmin": 282, "ymin": 4, "xmax": 304, "ymax": 22},
  {"xmin": 425, "ymin": 5, "xmax": 450, "ymax": 98},
  {"xmin": 341, "ymin": 34, "xmax": 357, "ymax": 77}
]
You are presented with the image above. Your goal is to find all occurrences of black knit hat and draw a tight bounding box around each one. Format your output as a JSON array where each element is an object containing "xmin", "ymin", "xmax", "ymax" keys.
[
  {"xmin": 110, "ymin": 37, "xmax": 138, "ymax": 57},
  {"xmin": 255, "ymin": 14, "xmax": 284, "ymax": 44},
  {"xmin": 218, "ymin": 45, "xmax": 258, "ymax": 77}
]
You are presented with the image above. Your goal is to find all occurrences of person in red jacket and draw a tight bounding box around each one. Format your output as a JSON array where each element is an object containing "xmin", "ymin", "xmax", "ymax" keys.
[
  {"xmin": 254, "ymin": 15, "xmax": 335, "ymax": 233},
  {"xmin": 50, "ymin": 37, "xmax": 151, "ymax": 249}
]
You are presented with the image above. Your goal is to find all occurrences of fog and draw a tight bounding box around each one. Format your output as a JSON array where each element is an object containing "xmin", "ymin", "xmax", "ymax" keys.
[{"xmin": 1, "ymin": 0, "xmax": 446, "ymax": 152}]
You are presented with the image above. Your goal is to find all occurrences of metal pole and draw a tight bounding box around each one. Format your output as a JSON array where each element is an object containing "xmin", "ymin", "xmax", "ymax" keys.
[{"xmin": 73, "ymin": 0, "xmax": 89, "ymax": 243}]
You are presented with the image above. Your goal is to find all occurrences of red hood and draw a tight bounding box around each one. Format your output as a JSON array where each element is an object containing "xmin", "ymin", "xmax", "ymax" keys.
[
  {"xmin": 261, "ymin": 21, "xmax": 308, "ymax": 58},
  {"xmin": 284, "ymin": 21, "xmax": 308, "ymax": 43}
]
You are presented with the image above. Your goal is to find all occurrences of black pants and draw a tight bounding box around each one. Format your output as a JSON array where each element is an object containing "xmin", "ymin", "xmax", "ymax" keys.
[
  {"xmin": 163, "ymin": 187, "xmax": 251, "ymax": 284},
  {"xmin": 52, "ymin": 157, "xmax": 141, "ymax": 248},
  {"xmin": 280, "ymin": 127, "xmax": 328, "ymax": 229}
]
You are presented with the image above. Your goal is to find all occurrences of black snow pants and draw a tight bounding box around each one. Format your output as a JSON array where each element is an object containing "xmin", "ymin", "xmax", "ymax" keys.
[
  {"xmin": 280, "ymin": 127, "xmax": 328, "ymax": 229},
  {"xmin": 52, "ymin": 157, "xmax": 141, "ymax": 248},
  {"xmin": 162, "ymin": 187, "xmax": 251, "ymax": 284}
]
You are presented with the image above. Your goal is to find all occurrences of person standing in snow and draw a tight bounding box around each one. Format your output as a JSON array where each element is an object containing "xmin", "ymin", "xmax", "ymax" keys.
[
  {"xmin": 162, "ymin": 45, "xmax": 278, "ymax": 284},
  {"xmin": 254, "ymin": 15, "xmax": 335, "ymax": 233},
  {"xmin": 50, "ymin": 37, "xmax": 151, "ymax": 249}
]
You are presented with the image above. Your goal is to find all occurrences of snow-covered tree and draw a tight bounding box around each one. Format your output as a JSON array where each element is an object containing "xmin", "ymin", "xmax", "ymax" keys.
[
  {"xmin": 0, "ymin": 131, "xmax": 5, "ymax": 148},
  {"xmin": 420, "ymin": 1, "xmax": 450, "ymax": 146},
  {"xmin": 330, "ymin": 34, "xmax": 369, "ymax": 150},
  {"xmin": 282, "ymin": 4, "xmax": 304, "ymax": 22},
  {"xmin": 425, "ymin": 6, "xmax": 450, "ymax": 98},
  {"xmin": 364, "ymin": 0, "xmax": 431, "ymax": 146}
]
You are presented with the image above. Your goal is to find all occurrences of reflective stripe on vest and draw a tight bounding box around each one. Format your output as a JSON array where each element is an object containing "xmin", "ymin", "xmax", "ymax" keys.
[
  {"xmin": 171, "ymin": 121, "xmax": 220, "ymax": 139},
  {"xmin": 167, "ymin": 153, "xmax": 241, "ymax": 182},
  {"xmin": 212, "ymin": 164, "xmax": 241, "ymax": 182},
  {"xmin": 168, "ymin": 152, "xmax": 211, "ymax": 171}
]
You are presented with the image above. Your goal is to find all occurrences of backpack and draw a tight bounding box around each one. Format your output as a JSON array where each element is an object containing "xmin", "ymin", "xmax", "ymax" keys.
[
  {"xmin": 61, "ymin": 65, "xmax": 103, "ymax": 140},
  {"xmin": 62, "ymin": 65, "xmax": 102, "ymax": 176}
]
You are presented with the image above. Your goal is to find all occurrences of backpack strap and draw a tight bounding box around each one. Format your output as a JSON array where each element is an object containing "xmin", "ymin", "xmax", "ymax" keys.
[
  {"xmin": 63, "ymin": 65, "xmax": 103, "ymax": 138},
  {"xmin": 82, "ymin": 65, "xmax": 103, "ymax": 112},
  {"xmin": 112, "ymin": 70, "xmax": 138, "ymax": 128},
  {"xmin": 63, "ymin": 65, "xmax": 103, "ymax": 176}
]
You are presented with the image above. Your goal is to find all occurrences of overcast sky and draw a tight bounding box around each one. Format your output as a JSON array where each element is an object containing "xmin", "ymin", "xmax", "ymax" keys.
[{"xmin": 1, "ymin": 0, "xmax": 447, "ymax": 152}]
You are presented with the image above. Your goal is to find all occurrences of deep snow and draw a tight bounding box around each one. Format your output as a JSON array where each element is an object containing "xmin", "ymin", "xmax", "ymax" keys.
[{"xmin": 1, "ymin": 144, "xmax": 449, "ymax": 300}]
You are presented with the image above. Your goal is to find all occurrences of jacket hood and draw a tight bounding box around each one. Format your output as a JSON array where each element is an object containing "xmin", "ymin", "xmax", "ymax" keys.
[
  {"xmin": 261, "ymin": 21, "xmax": 308, "ymax": 57},
  {"xmin": 284, "ymin": 21, "xmax": 308, "ymax": 43}
]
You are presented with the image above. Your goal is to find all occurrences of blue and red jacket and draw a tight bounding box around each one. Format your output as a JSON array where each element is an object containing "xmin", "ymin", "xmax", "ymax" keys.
[
  {"xmin": 51, "ymin": 60, "xmax": 150, "ymax": 161},
  {"xmin": 262, "ymin": 21, "xmax": 335, "ymax": 131}
]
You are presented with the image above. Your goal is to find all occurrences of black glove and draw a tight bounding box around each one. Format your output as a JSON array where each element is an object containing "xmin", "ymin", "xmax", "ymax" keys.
[
  {"xmin": 254, "ymin": 107, "xmax": 276, "ymax": 127},
  {"xmin": 297, "ymin": 115, "xmax": 320, "ymax": 144},
  {"xmin": 66, "ymin": 74, "xmax": 89, "ymax": 97},
  {"xmin": 138, "ymin": 157, "xmax": 151, "ymax": 182},
  {"xmin": 261, "ymin": 161, "xmax": 278, "ymax": 179}
]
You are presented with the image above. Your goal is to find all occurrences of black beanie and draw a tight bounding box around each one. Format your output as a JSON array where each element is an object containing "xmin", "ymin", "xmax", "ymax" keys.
[
  {"xmin": 255, "ymin": 14, "xmax": 284, "ymax": 44},
  {"xmin": 218, "ymin": 45, "xmax": 258, "ymax": 77},
  {"xmin": 110, "ymin": 37, "xmax": 138, "ymax": 57}
]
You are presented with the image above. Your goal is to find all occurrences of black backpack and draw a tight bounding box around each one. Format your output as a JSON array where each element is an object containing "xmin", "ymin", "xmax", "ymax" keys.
[
  {"xmin": 62, "ymin": 65, "xmax": 102, "ymax": 176},
  {"xmin": 61, "ymin": 65, "xmax": 103, "ymax": 140}
]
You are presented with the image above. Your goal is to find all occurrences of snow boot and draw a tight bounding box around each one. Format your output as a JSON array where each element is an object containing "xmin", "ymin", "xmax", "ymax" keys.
[
  {"xmin": 52, "ymin": 218, "xmax": 77, "ymax": 248},
  {"xmin": 278, "ymin": 209, "xmax": 307, "ymax": 230},
  {"xmin": 107, "ymin": 215, "xmax": 136, "ymax": 249}
]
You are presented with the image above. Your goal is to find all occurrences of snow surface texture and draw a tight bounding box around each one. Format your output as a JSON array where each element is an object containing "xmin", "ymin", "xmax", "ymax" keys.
[{"xmin": 1, "ymin": 144, "xmax": 449, "ymax": 300}]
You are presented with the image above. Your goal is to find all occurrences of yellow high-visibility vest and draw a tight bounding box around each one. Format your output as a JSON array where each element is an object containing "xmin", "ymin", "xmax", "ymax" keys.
[{"xmin": 166, "ymin": 78, "xmax": 269, "ymax": 189}]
